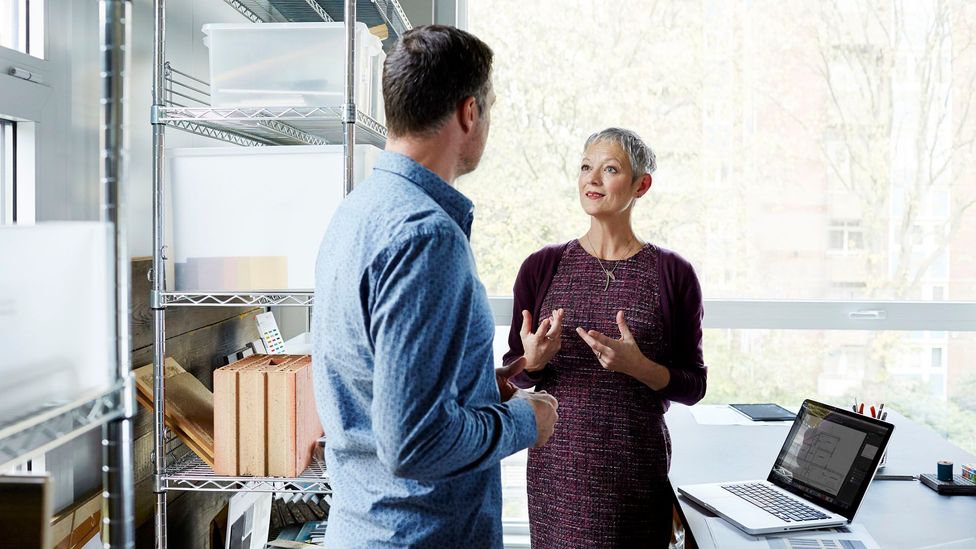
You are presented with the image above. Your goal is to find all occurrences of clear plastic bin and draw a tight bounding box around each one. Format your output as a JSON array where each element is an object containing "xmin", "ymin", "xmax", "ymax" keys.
[
  {"xmin": 203, "ymin": 22, "xmax": 385, "ymax": 122},
  {"xmin": 0, "ymin": 223, "xmax": 115, "ymax": 423},
  {"xmin": 167, "ymin": 145, "xmax": 382, "ymax": 291}
]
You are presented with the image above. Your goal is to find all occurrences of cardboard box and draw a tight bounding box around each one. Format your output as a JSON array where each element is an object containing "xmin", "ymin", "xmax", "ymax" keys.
[{"xmin": 214, "ymin": 355, "xmax": 322, "ymax": 477}]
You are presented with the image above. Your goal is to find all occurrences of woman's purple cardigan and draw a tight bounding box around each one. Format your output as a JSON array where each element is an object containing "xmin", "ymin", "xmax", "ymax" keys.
[{"xmin": 502, "ymin": 242, "xmax": 708, "ymax": 408}]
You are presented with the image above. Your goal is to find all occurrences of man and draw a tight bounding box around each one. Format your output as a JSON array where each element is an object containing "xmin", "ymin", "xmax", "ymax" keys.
[{"xmin": 312, "ymin": 25, "xmax": 559, "ymax": 547}]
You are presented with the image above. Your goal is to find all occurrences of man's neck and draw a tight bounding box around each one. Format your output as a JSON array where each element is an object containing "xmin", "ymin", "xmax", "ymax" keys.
[{"xmin": 386, "ymin": 135, "xmax": 459, "ymax": 185}]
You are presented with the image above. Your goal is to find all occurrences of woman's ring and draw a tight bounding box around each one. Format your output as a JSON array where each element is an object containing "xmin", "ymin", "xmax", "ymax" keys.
[{"xmin": 596, "ymin": 350, "xmax": 602, "ymax": 360}]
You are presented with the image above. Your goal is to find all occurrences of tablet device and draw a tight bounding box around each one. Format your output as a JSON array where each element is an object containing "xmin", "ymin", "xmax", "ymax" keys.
[{"xmin": 728, "ymin": 403, "xmax": 795, "ymax": 421}]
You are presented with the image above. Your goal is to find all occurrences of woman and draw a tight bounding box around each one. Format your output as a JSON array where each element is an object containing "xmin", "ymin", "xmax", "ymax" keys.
[{"xmin": 503, "ymin": 127, "xmax": 707, "ymax": 548}]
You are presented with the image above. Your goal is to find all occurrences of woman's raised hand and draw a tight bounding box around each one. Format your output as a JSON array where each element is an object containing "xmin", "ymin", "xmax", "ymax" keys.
[
  {"xmin": 520, "ymin": 308, "xmax": 564, "ymax": 372},
  {"xmin": 576, "ymin": 310, "xmax": 647, "ymax": 375}
]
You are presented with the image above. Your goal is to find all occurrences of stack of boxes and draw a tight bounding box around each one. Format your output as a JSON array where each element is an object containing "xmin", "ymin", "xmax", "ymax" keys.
[{"xmin": 214, "ymin": 355, "xmax": 322, "ymax": 477}]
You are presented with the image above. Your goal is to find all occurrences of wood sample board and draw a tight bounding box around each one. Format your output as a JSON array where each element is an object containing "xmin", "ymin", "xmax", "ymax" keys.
[
  {"xmin": 133, "ymin": 358, "xmax": 215, "ymax": 467},
  {"xmin": 213, "ymin": 355, "xmax": 322, "ymax": 477}
]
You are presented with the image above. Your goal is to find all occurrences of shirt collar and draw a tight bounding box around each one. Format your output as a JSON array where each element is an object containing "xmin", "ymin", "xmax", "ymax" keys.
[{"xmin": 374, "ymin": 151, "xmax": 475, "ymax": 237}]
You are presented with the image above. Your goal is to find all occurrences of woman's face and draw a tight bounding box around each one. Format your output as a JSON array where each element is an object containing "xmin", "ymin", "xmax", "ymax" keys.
[{"xmin": 577, "ymin": 139, "xmax": 643, "ymax": 218}]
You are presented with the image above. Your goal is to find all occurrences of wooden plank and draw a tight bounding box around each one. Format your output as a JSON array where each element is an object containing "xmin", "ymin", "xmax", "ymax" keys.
[
  {"xmin": 129, "ymin": 257, "xmax": 258, "ymax": 353},
  {"xmin": 268, "ymin": 357, "xmax": 320, "ymax": 477},
  {"xmin": 238, "ymin": 364, "xmax": 268, "ymax": 476},
  {"xmin": 268, "ymin": 360, "xmax": 298, "ymax": 477},
  {"xmin": 133, "ymin": 359, "xmax": 215, "ymax": 467},
  {"xmin": 213, "ymin": 362, "xmax": 240, "ymax": 476},
  {"xmin": 296, "ymin": 359, "xmax": 322, "ymax": 475}
]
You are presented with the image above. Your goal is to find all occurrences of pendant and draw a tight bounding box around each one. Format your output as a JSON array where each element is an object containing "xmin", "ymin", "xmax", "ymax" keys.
[{"xmin": 604, "ymin": 271, "xmax": 615, "ymax": 291}]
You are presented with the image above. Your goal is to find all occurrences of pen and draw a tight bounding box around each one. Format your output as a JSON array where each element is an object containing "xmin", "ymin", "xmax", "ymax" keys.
[
  {"xmin": 878, "ymin": 403, "xmax": 884, "ymax": 416},
  {"xmin": 881, "ymin": 411, "xmax": 887, "ymax": 421},
  {"xmin": 859, "ymin": 402, "xmax": 864, "ymax": 414},
  {"xmin": 870, "ymin": 405, "xmax": 876, "ymax": 418}
]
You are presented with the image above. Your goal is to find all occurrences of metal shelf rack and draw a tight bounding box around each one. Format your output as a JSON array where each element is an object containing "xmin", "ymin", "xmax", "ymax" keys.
[
  {"xmin": 0, "ymin": 384, "xmax": 127, "ymax": 471},
  {"xmin": 161, "ymin": 291, "xmax": 315, "ymax": 307},
  {"xmin": 151, "ymin": 0, "xmax": 408, "ymax": 546},
  {"xmin": 162, "ymin": 454, "xmax": 331, "ymax": 493},
  {"xmin": 160, "ymin": 63, "xmax": 388, "ymax": 147},
  {"xmin": 225, "ymin": 0, "xmax": 412, "ymax": 44},
  {"xmin": 0, "ymin": 1, "xmax": 136, "ymax": 546}
]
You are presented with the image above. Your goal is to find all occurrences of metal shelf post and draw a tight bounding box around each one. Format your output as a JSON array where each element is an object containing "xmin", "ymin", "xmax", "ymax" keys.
[
  {"xmin": 344, "ymin": 0, "xmax": 357, "ymax": 196},
  {"xmin": 100, "ymin": 0, "xmax": 136, "ymax": 547},
  {"xmin": 151, "ymin": 0, "xmax": 169, "ymax": 547}
]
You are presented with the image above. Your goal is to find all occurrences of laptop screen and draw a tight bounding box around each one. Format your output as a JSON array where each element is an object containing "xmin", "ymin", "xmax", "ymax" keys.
[{"xmin": 767, "ymin": 400, "xmax": 893, "ymax": 520}]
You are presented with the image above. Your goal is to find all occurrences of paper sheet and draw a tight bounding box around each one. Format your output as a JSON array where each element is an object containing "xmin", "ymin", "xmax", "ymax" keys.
[
  {"xmin": 687, "ymin": 405, "xmax": 797, "ymax": 426},
  {"xmin": 703, "ymin": 517, "xmax": 882, "ymax": 549}
]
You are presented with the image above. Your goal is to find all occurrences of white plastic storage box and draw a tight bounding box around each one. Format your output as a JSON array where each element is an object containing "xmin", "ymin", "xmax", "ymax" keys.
[
  {"xmin": 0, "ymin": 223, "xmax": 115, "ymax": 423},
  {"xmin": 203, "ymin": 22, "xmax": 385, "ymax": 121},
  {"xmin": 167, "ymin": 144, "xmax": 382, "ymax": 291}
]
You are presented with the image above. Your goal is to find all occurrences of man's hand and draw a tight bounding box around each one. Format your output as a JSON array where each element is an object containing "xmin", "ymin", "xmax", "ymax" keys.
[
  {"xmin": 520, "ymin": 308, "xmax": 564, "ymax": 372},
  {"xmin": 512, "ymin": 389, "xmax": 558, "ymax": 447}
]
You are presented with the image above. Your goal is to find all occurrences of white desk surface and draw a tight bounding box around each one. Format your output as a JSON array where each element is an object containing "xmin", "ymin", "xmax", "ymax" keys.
[{"xmin": 667, "ymin": 404, "xmax": 976, "ymax": 549}]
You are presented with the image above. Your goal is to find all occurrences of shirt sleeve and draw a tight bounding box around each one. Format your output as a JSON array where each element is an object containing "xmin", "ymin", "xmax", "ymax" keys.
[
  {"xmin": 368, "ymin": 229, "xmax": 537, "ymax": 481},
  {"xmin": 503, "ymin": 254, "xmax": 545, "ymax": 389},
  {"xmin": 657, "ymin": 257, "xmax": 708, "ymax": 405}
]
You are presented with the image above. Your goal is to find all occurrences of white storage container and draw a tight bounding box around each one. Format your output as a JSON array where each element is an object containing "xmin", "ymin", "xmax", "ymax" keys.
[
  {"xmin": 203, "ymin": 22, "xmax": 386, "ymax": 122},
  {"xmin": 168, "ymin": 144, "xmax": 382, "ymax": 291},
  {"xmin": 0, "ymin": 223, "xmax": 115, "ymax": 423}
]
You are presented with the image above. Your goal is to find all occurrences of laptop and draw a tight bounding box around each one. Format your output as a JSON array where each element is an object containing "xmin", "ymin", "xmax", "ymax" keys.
[{"xmin": 678, "ymin": 399, "xmax": 893, "ymax": 535}]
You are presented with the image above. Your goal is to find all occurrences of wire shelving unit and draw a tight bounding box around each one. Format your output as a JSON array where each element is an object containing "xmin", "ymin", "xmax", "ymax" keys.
[
  {"xmin": 0, "ymin": 1, "xmax": 137, "ymax": 546},
  {"xmin": 150, "ymin": 0, "xmax": 410, "ymax": 546}
]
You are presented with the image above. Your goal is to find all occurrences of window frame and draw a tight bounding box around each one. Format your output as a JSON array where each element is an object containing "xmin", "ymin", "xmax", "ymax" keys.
[
  {"xmin": 0, "ymin": 0, "xmax": 43, "ymax": 58},
  {"xmin": 0, "ymin": 119, "xmax": 13, "ymax": 223},
  {"xmin": 488, "ymin": 297, "xmax": 976, "ymax": 333}
]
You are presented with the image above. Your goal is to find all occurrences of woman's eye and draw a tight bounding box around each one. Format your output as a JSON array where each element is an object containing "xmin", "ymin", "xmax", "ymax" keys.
[
  {"xmin": 606, "ymin": 166, "xmax": 618, "ymax": 173},
  {"xmin": 580, "ymin": 164, "xmax": 590, "ymax": 172}
]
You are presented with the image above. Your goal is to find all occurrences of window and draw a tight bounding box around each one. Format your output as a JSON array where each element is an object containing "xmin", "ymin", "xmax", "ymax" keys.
[
  {"xmin": 828, "ymin": 220, "xmax": 864, "ymax": 253},
  {"xmin": 466, "ymin": 1, "xmax": 976, "ymax": 536},
  {"xmin": 0, "ymin": 0, "xmax": 27, "ymax": 53},
  {"xmin": 0, "ymin": 0, "xmax": 41, "ymax": 57},
  {"xmin": 0, "ymin": 119, "xmax": 12, "ymax": 223}
]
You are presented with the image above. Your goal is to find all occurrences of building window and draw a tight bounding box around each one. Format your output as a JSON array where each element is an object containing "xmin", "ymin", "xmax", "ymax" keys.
[
  {"xmin": 0, "ymin": 119, "xmax": 13, "ymax": 224},
  {"xmin": 828, "ymin": 220, "xmax": 864, "ymax": 253},
  {"xmin": 0, "ymin": 1, "xmax": 27, "ymax": 53},
  {"xmin": 0, "ymin": 0, "xmax": 42, "ymax": 57},
  {"xmin": 466, "ymin": 1, "xmax": 976, "ymax": 539}
]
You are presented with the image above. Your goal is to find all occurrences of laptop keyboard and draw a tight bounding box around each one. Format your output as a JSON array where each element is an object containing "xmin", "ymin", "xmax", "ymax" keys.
[{"xmin": 721, "ymin": 483, "xmax": 830, "ymax": 523}]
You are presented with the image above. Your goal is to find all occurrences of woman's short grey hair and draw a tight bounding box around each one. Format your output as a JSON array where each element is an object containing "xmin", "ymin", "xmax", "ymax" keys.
[{"xmin": 584, "ymin": 127, "xmax": 657, "ymax": 178}]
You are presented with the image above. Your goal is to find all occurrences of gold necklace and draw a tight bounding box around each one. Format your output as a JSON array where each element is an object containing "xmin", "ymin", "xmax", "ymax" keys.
[{"xmin": 584, "ymin": 234, "xmax": 639, "ymax": 291}]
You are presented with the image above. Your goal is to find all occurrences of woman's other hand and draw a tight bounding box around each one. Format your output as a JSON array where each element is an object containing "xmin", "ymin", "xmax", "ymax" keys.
[
  {"xmin": 576, "ymin": 310, "xmax": 670, "ymax": 390},
  {"xmin": 495, "ymin": 356, "xmax": 527, "ymax": 402},
  {"xmin": 521, "ymin": 308, "xmax": 564, "ymax": 372}
]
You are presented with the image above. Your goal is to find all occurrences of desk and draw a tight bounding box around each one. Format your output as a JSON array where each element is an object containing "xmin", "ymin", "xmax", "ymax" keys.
[{"xmin": 667, "ymin": 405, "xmax": 976, "ymax": 548}]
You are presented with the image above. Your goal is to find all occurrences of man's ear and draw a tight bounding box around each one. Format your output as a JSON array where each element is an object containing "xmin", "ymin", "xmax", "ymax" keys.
[
  {"xmin": 457, "ymin": 96, "xmax": 478, "ymax": 134},
  {"xmin": 635, "ymin": 174, "xmax": 653, "ymax": 197}
]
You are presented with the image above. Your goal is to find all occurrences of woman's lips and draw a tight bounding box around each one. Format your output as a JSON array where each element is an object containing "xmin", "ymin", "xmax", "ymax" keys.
[{"xmin": 586, "ymin": 192, "xmax": 605, "ymax": 199}]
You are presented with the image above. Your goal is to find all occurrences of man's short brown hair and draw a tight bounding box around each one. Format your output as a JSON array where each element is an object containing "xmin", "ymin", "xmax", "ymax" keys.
[{"xmin": 383, "ymin": 25, "xmax": 494, "ymax": 137}]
